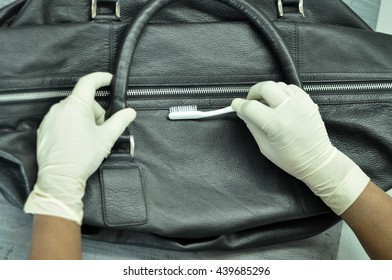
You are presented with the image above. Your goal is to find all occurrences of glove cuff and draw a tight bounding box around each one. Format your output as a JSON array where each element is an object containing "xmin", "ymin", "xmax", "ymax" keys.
[
  {"xmin": 323, "ymin": 162, "xmax": 370, "ymax": 215},
  {"xmin": 24, "ymin": 183, "xmax": 84, "ymax": 225},
  {"xmin": 302, "ymin": 150, "xmax": 370, "ymax": 215}
]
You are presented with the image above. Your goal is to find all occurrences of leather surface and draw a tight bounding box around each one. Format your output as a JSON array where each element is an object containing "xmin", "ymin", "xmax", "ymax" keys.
[
  {"xmin": 2, "ymin": 21, "xmax": 392, "ymax": 90},
  {"xmin": 0, "ymin": 0, "xmax": 24, "ymax": 26},
  {"xmin": 2, "ymin": 0, "xmax": 371, "ymax": 30},
  {"xmin": 110, "ymin": 0, "xmax": 301, "ymax": 115},
  {"xmin": 0, "ymin": 0, "xmax": 391, "ymax": 251},
  {"xmin": 99, "ymin": 154, "xmax": 147, "ymax": 226}
]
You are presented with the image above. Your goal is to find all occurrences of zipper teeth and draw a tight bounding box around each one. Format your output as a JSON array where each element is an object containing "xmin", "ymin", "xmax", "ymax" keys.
[
  {"xmin": 0, "ymin": 83, "xmax": 392, "ymax": 103},
  {"xmin": 0, "ymin": 90, "xmax": 69, "ymax": 103},
  {"xmin": 0, "ymin": 90, "xmax": 110, "ymax": 103},
  {"xmin": 126, "ymin": 86, "xmax": 249, "ymax": 96},
  {"xmin": 303, "ymin": 82, "xmax": 392, "ymax": 92}
]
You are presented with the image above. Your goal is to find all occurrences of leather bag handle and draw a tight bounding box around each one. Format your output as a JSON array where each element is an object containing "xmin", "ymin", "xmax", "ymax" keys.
[{"xmin": 109, "ymin": 0, "xmax": 302, "ymax": 115}]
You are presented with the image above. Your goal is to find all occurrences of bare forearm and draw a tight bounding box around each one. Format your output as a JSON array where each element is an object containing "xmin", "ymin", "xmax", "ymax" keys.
[
  {"xmin": 341, "ymin": 181, "xmax": 392, "ymax": 259},
  {"xmin": 29, "ymin": 215, "xmax": 82, "ymax": 260}
]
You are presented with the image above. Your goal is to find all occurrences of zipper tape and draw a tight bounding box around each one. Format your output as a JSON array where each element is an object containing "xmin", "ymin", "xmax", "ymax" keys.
[{"xmin": 1, "ymin": 83, "xmax": 392, "ymax": 103}]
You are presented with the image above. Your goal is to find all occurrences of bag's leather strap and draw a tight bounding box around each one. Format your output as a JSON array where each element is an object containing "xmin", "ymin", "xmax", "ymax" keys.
[
  {"xmin": 109, "ymin": 0, "xmax": 302, "ymax": 115},
  {"xmin": 100, "ymin": 154, "xmax": 147, "ymax": 226}
]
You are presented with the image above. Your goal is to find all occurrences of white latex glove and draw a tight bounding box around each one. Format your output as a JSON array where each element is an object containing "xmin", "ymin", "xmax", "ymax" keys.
[
  {"xmin": 24, "ymin": 72, "xmax": 136, "ymax": 225},
  {"xmin": 231, "ymin": 81, "xmax": 369, "ymax": 215}
]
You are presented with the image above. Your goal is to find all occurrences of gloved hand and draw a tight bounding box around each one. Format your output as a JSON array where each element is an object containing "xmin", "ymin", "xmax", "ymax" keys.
[
  {"xmin": 231, "ymin": 81, "xmax": 370, "ymax": 215},
  {"xmin": 24, "ymin": 72, "xmax": 136, "ymax": 225}
]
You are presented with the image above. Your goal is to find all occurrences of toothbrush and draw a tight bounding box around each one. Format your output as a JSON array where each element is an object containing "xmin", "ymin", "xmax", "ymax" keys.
[{"xmin": 168, "ymin": 105, "xmax": 235, "ymax": 120}]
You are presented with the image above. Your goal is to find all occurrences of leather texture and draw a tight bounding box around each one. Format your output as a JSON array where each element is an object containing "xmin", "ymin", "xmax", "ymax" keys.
[
  {"xmin": 0, "ymin": 0, "xmax": 391, "ymax": 251},
  {"xmin": 110, "ymin": 0, "xmax": 301, "ymax": 115},
  {"xmin": 99, "ymin": 154, "xmax": 147, "ymax": 227},
  {"xmin": 3, "ymin": 0, "xmax": 371, "ymax": 30}
]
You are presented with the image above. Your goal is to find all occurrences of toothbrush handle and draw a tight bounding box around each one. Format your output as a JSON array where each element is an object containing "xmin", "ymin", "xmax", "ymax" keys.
[{"xmin": 200, "ymin": 106, "xmax": 235, "ymax": 118}]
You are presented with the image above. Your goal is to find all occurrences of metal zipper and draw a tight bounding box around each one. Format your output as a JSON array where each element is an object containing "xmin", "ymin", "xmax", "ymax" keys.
[
  {"xmin": 126, "ymin": 86, "xmax": 250, "ymax": 97},
  {"xmin": 0, "ymin": 86, "xmax": 251, "ymax": 103},
  {"xmin": 304, "ymin": 82, "xmax": 392, "ymax": 92},
  {"xmin": 1, "ymin": 82, "xmax": 392, "ymax": 103},
  {"xmin": 0, "ymin": 90, "xmax": 110, "ymax": 103}
]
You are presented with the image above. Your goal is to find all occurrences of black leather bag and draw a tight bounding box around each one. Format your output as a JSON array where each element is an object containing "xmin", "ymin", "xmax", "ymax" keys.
[{"xmin": 1, "ymin": 0, "xmax": 392, "ymax": 251}]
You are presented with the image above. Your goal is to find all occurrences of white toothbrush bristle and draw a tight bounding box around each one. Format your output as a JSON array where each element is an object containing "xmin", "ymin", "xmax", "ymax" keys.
[{"xmin": 169, "ymin": 105, "xmax": 198, "ymax": 113}]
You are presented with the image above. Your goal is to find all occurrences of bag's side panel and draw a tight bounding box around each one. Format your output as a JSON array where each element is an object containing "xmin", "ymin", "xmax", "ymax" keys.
[
  {"xmin": 0, "ymin": 121, "xmax": 38, "ymax": 208},
  {"xmin": 296, "ymin": 23, "xmax": 392, "ymax": 82},
  {"xmin": 82, "ymin": 212, "xmax": 340, "ymax": 251},
  {"xmin": 1, "ymin": 22, "xmax": 389, "ymax": 90},
  {"xmin": 0, "ymin": 23, "xmax": 111, "ymax": 89}
]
